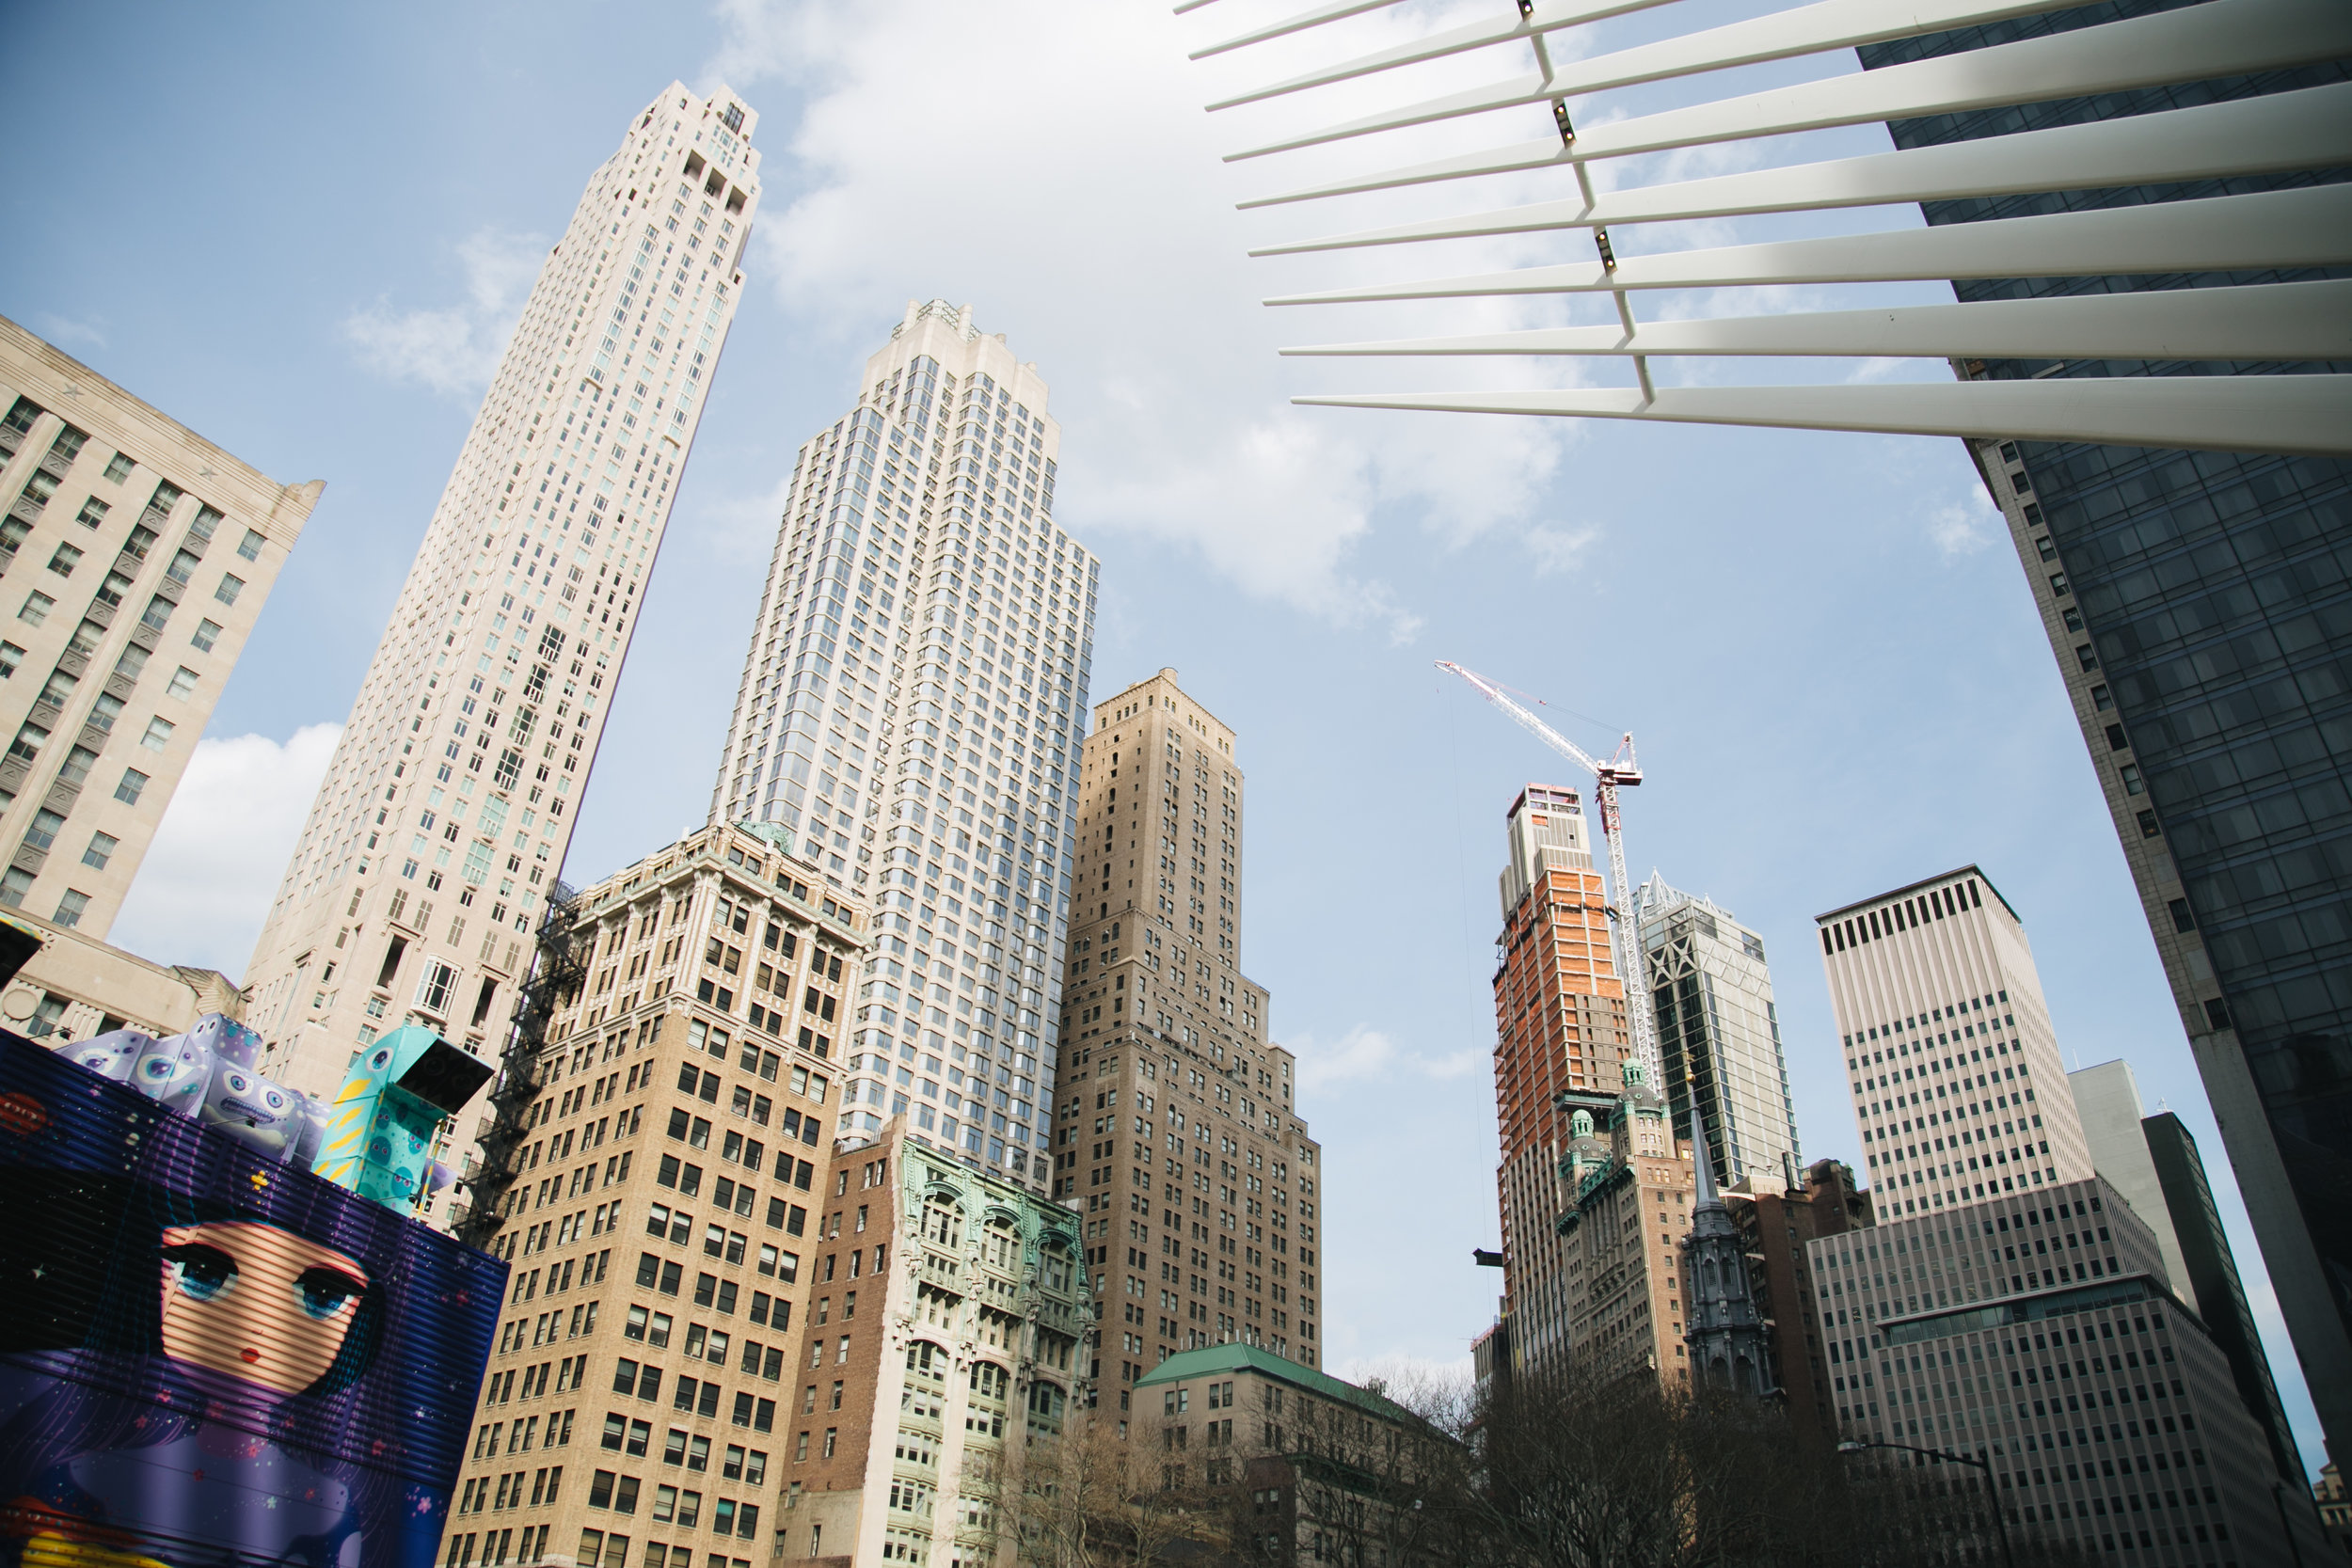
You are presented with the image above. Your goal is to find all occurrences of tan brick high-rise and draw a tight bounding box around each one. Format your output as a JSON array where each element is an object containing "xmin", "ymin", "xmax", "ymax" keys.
[
  {"xmin": 436, "ymin": 821, "xmax": 866, "ymax": 1568},
  {"xmin": 1050, "ymin": 668, "xmax": 1324, "ymax": 1391},
  {"xmin": 243, "ymin": 84, "xmax": 763, "ymax": 1194}
]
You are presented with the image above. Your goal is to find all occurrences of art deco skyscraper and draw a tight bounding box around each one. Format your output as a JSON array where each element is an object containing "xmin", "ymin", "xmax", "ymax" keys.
[
  {"xmin": 1053, "ymin": 668, "xmax": 1323, "ymax": 1376},
  {"xmin": 710, "ymin": 300, "xmax": 1099, "ymax": 1195},
  {"xmin": 1817, "ymin": 865, "xmax": 2092, "ymax": 1219},
  {"xmin": 246, "ymin": 83, "xmax": 761, "ymax": 1121},
  {"xmin": 1636, "ymin": 872, "xmax": 1800, "ymax": 1192}
]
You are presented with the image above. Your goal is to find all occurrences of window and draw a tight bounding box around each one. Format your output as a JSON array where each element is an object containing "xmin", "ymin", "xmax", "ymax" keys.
[
  {"xmin": 166, "ymin": 549, "xmax": 199, "ymax": 586},
  {"xmin": 19, "ymin": 593, "xmax": 52, "ymax": 626},
  {"xmin": 45, "ymin": 545, "xmax": 81, "ymax": 578},
  {"xmin": 165, "ymin": 666, "xmax": 198, "ymax": 702},
  {"xmin": 89, "ymin": 694, "xmax": 122, "ymax": 733},
  {"xmin": 24, "ymin": 810, "xmax": 64, "ymax": 851},
  {"xmin": 75, "ymin": 499, "xmax": 108, "ymax": 530},
  {"xmin": 237, "ymin": 529, "xmax": 264, "ymax": 562},
  {"xmin": 2120, "ymin": 764, "xmax": 2145, "ymax": 797},
  {"xmin": 0, "ymin": 869, "xmax": 29, "ymax": 909},
  {"xmin": 9, "ymin": 721, "xmax": 49, "ymax": 764},
  {"xmin": 0, "ymin": 643, "xmax": 19, "ymax": 680},
  {"xmin": 95, "ymin": 573, "xmax": 134, "ymax": 609},
  {"xmin": 82, "ymin": 832, "xmax": 117, "ymax": 871},
  {"xmin": 37, "ymin": 670, "xmax": 74, "ymax": 708},
  {"xmin": 53, "ymin": 890, "xmax": 88, "ymax": 929},
  {"xmin": 416, "ymin": 960, "xmax": 458, "ymax": 1015},
  {"xmin": 114, "ymin": 645, "xmax": 149, "ymax": 683},
  {"xmin": 56, "ymin": 746, "xmax": 96, "ymax": 786},
  {"xmin": 115, "ymin": 768, "xmax": 149, "ymax": 806},
  {"xmin": 191, "ymin": 618, "xmax": 221, "ymax": 653},
  {"xmin": 103, "ymin": 452, "xmax": 133, "ymax": 483},
  {"xmin": 2168, "ymin": 898, "xmax": 2196, "ymax": 934},
  {"xmin": 139, "ymin": 717, "xmax": 174, "ymax": 752},
  {"xmin": 215, "ymin": 573, "xmax": 245, "ymax": 607},
  {"xmin": 139, "ymin": 594, "xmax": 171, "ymax": 631}
]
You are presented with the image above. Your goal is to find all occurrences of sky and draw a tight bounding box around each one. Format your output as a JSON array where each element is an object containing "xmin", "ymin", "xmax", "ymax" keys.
[{"xmin": 1, "ymin": 0, "xmax": 2322, "ymax": 1473}]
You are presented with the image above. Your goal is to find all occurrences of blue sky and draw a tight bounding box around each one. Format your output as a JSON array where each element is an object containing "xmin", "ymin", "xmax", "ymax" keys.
[{"xmin": 2, "ymin": 0, "xmax": 2321, "ymax": 1469}]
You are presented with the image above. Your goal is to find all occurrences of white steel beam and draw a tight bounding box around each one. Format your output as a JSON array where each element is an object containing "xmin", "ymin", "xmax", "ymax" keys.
[
  {"xmin": 1261, "ymin": 187, "xmax": 2352, "ymax": 303},
  {"xmin": 1279, "ymin": 279, "xmax": 2352, "ymax": 363},
  {"xmin": 1292, "ymin": 378, "xmax": 2352, "ymax": 458},
  {"xmin": 1236, "ymin": 0, "xmax": 2349, "ymax": 206},
  {"xmin": 1208, "ymin": 0, "xmax": 1687, "ymax": 106},
  {"xmin": 1250, "ymin": 84, "xmax": 2352, "ymax": 252},
  {"xmin": 1187, "ymin": 0, "xmax": 1414, "ymax": 58},
  {"xmin": 1218, "ymin": 0, "xmax": 2076, "ymax": 154}
]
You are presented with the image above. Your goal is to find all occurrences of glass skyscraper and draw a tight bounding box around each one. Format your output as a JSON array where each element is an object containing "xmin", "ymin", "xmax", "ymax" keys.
[{"xmin": 1860, "ymin": 0, "xmax": 2352, "ymax": 1454}]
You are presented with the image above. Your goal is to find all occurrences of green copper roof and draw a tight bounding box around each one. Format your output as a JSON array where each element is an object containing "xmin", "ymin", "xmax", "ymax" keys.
[{"xmin": 1133, "ymin": 1343, "xmax": 1417, "ymax": 1426}]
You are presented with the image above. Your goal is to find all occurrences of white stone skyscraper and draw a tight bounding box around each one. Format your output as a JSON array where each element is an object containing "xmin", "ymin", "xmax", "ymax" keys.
[
  {"xmin": 710, "ymin": 299, "xmax": 1099, "ymax": 1193},
  {"xmin": 1816, "ymin": 865, "xmax": 2092, "ymax": 1220},
  {"xmin": 245, "ymin": 83, "xmax": 762, "ymax": 1124}
]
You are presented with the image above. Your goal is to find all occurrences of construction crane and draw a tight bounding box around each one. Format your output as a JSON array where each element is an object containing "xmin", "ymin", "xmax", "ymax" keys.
[{"xmin": 1438, "ymin": 661, "xmax": 1662, "ymax": 1092}]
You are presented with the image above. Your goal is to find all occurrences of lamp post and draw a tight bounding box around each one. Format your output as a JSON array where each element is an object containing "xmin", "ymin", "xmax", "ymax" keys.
[{"xmin": 1837, "ymin": 1438, "xmax": 2013, "ymax": 1568}]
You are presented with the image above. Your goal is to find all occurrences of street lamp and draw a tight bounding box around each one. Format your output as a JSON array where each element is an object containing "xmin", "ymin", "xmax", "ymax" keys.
[{"xmin": 1837, "ymin": 1438, "xmax": 2013, "ymax": 1568}]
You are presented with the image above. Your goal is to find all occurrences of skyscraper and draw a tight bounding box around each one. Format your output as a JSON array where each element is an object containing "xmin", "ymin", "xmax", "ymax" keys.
[
  {"xmin": 2071, "ymin": 1059, "xmax": 2303, "ymax": 1488},
  {"xmin": 1486, "ymin": 784, "xmax": 1634, "ymax": 1379},
  {"xmin": 709, "ymin": 300, "xmax": 1100, "ymax": 1194},
  {"xmin": 1856, "ymin": 8, "xmax": 2352, "ymax": 1460},
  {"xmin": 245, "ymin": 84, "xmax": 761, "ymax": 1128},
  {"xmin": 1053, "ymin": 668, "xmax": 1323, "ymax": 1376},
  {"xmin": 1818, "ymin": 866, "xmax": 2093, "ymax": 1218},
  {"xmin": 1636, "ymin": 872, "xmax": 1799, "ymax": 1192},
  {"xmin": 0, "ymin": 316, "xmax": 320, "ymax": 940}
]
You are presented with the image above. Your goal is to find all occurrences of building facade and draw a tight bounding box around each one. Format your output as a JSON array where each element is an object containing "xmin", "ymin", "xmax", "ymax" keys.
[
  {"xmin": 0, "ymin": 316, "xmax": 320, "ymax": 938},
  {"xmin": 1487, "ymin": 784, "xmax": 1633, "ymax": 1380},
  {"xmin": 1636, "ymin": 872, "xmax": 1799, "ymax": 1191},
  {"xmin": 245, "ymin": 83, "xmax": 761, "ymax": 1124},
  {"xmin": 1858, "ymin": 8, "xmax": 2352, "ymax": 1463},
  {"xmin": 1053, "ymin": 669, "xmax": 1323, "ymax": 1381},
  {"xmin": 1551, "ymin": 1065, "xmax": 1695, "ymax": 1388},
  {"xmin": 2142, "ymin": 1110, "xmax": 2304, "ymax": 1490},
  {"xmin": 435, "ymin": 820, "xmax": 864, "ymax": 1568},
  {"xmin": 1809, "ymin": 1175, "xmax": 2321, "ymax": 1566},
  {"xmin": 1818, "ymin": 865, "xmax": 2092, "ymax": 1218},
  {"xmin": 2069, "ymin": 1060, "xmax": 2192, "ymax": 1296},
  {"xmin": 0, "ymin": 911, "xmax": 243, "ymax": 1042},
  {"xmin": 710, "ymin": 299, "xmax": 1098, "ymax": 1196},
  {"xmin": 1724, "ymin": 1157, "xmax": 1873, "ymax": 1449},
  {"xmin": 1135, "ymin": 1344, "xmax": 1443, "ymax": 1565},
  {"xmin": 774, "ymin": 1121, "xmax": 1089, "ymax": 1568}
]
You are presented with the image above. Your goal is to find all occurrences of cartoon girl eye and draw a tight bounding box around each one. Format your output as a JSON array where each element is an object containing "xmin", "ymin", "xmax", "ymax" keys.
[
  {"xmin": 296, "ymin": 1267, "xmax": 364, "ymax": 1320},
  {"xmin": 164, "ymin": 1243, "xmax": 238, "ymax": 1302}
]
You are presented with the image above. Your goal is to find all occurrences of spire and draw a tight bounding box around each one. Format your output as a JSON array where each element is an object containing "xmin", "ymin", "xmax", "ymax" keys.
[{"xmin": 1690, "ymin": 1109, "xmax": 1723, "ymax": 1212}]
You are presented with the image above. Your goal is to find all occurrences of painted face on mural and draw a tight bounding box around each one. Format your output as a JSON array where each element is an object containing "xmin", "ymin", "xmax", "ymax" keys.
[{"xmin": 156, "ymin": 1222, "xmax": 371, "ymax": 1395}]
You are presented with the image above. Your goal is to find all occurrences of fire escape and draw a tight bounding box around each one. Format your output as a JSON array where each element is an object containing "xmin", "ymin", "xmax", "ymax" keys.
[{"xmin": 453, "ymin": 880, "xmax": 585, "ymax": 1250}]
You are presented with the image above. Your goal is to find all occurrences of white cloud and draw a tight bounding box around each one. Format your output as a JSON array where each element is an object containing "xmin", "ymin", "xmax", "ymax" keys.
[
  {"xmin": 1525, "ymin": 522, "xmax": 1601, "ymax": 577},
  {"xmin": 34, "ymin": 313, "xmax": 106, "ymax": 350},
  {"xmin": 109, "ymin": 723, "xmax": 342, "ymax": 980},
  {"xmin": 343, "ymin": 229, "xmax": 548, "ymax": 398},
  {"xmin": 702, "ymin": 0, "xmax": 1584, "ymax": 639},
  {"xmin": 1294, "ymin": 1022, "xmax": 1486, "ymax": 1091},
  {"xmin": 1926, "ymin": 489, "xmax": 2002, "ymax": 559}
]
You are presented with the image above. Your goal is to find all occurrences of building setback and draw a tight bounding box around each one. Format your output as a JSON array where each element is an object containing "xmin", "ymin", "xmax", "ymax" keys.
[
  {"xmin": 436, "ymin": 821, "xmax": 865, "ymax": 1568},
  {"xmin": 1052, "ymin": 669, "xmax": 1324, "ymax": 1384},
  {"xmin": 1636, "ymin": 872, "xmax": 1800, "ymax": 1190},
  {"xmin": 1858, "ymin": 15, "xmax": 2352, "ymax": 1463},
  {"xmin": 1819, "ymin": 865, "xmax": 2092, "ymax": 1218},
  {"xmin": 1486, "ymin": 784, "xmax": 1634, "ymax": 1381},
  {"xmin": 0, "ymin": 316, "xmax": 320, "ymax": 944},
  {"xmin": 1809, "ymin": 1176, "xmax": 2321, "ymax": 1566},
  {"xmin": 245, "ymin": 83, "xmax": 762, "ymax": 1162},
  {"xmin": 774, "ymin": 1121, "xmax": 1089, "ymax": 1567},
  {"xmin": 2069, "ymin": 1060, "xmax": 2191, "ymax": 1298},
  {"xmin": 712, "ymin": 299, "xmax": 1099, "ymax": 1196}
]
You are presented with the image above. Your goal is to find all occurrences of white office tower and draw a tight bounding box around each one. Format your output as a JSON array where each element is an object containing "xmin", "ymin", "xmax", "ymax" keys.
[
  {"xmin": 245, "ymin": 83, "xmax": 762, "ymax": 1121},
  {"xmin": 710, "ymin": 299, "xmax": 1100, "ymax": 1192},
  {"xmin": 1817, "ymin": 865, "xmax": 2093, "ymax": 1219},
  {"xmin": 1635, "ymin": 872, "xmax": 1800, "ymax": 1191}
]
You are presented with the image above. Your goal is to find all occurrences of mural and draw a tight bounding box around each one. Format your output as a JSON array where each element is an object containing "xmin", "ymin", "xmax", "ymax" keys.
[{"xmin": 0, "ymin": 1028, "xmax": 504, "ymax": 1568}]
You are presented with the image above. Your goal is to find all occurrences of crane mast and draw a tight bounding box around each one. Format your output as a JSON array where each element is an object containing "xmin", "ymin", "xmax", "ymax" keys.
[{"xmin": 1437, "ymin": 661, "xmax": 1662, "ymax": 1095}]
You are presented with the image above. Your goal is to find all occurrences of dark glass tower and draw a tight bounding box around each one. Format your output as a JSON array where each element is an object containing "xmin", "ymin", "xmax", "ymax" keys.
[{"xmin": 1858, "ymin": 0, "xmax": 2352, "ymax": 1457}]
